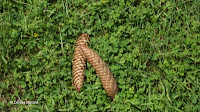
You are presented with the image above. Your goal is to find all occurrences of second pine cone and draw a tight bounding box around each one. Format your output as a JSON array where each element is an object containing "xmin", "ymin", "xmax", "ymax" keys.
[{"xmin": 80, "ymin": 45, "xmax": 119, "ymax": 99}]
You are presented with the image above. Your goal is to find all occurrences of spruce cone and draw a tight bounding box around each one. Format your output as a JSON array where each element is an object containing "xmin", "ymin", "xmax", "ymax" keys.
[
  {"xmin": 72, "ymin": 33, "xmax": 90, "ymax": 91},
  {"xmin": 80, "ymin": 45, "xmax": 119, "ymax": 99}
]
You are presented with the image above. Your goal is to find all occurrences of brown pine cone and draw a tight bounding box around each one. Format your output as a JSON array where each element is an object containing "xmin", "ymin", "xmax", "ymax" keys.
[
  {"xmin": 80, "ymin": 45, "xmax": 119, "ymax": 99},
  {"xmin": 72, "ymin": 33, "xmax": 90, "ymax": 91}
]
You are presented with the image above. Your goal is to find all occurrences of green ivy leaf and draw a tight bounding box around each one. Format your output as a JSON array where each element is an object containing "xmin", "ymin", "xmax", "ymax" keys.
[
  {"xmin": 190, "ymin": 94, "xmax": 198, "ymax": 104},
  {"xmin": 21, "ymin": 81, "xmax": 26, "ymax": 88},
  {"xmin": 30, "ymin": 57, "xmax": 39, "ymax": 66},
  {"xmin": 152, "ymin": 53, "xmax": 158, "ymax": 60}
]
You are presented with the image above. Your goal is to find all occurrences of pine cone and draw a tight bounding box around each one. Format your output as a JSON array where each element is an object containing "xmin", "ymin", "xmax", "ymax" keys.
[
  {"xmin": 80, "ymin": 45, "xmax": 118, "ymax": 99},
  {"xmin": 72, "ymin": 33, "xmax": 90, "ymax": 91}
]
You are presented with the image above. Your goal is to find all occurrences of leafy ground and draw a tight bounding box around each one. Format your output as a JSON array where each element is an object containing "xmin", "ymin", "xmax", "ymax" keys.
[{"xmin": 0, "ymin": 0, "xmax": 200, "ymax": 111}]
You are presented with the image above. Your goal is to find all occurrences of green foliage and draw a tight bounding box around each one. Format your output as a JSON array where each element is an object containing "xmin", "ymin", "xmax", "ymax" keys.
[{"xmin": 0, "ymin": 0, "xmax": 199, "ymax": 111}]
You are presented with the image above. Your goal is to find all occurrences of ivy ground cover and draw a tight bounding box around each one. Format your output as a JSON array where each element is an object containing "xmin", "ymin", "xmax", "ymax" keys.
[{"xmin": 0, "ymin": 0, "xmax": 199, "ymax": 111}]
